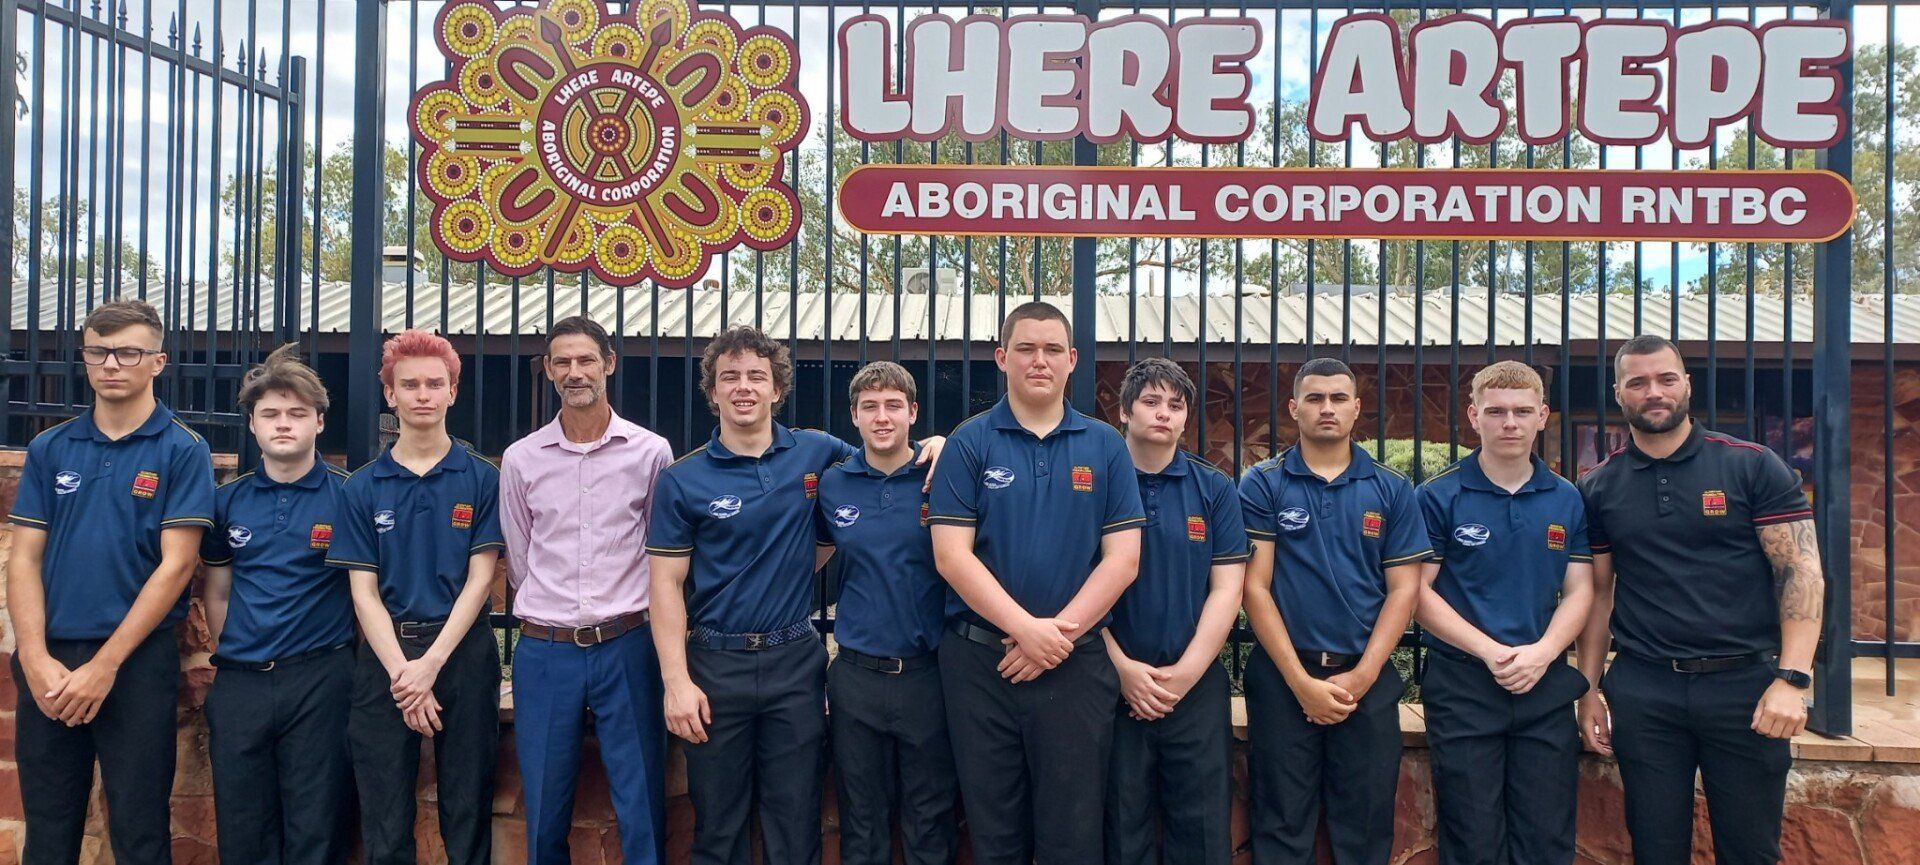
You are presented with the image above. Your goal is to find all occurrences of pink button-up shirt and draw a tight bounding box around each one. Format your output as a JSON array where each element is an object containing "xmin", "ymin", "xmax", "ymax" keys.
[{"xmin": 500, "ymin": 411, "xmax": 673, "ymax": 629}]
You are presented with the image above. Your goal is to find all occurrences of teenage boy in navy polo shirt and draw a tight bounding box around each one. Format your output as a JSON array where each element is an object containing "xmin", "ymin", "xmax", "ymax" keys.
[
  {"xmin": 1239, "ymin": 356, "xmax": 1429, "ymax": 865},
  {"xmin": 200, "ymin": 344, "xmax": 356, "ymax": 865},
  {"xmin": 648, "ymin": 327, "xmax": 942, "ymax": 865},
  {"xmin": 928, "ymin": 301, "xmax": 1145, "ymax": 865},
  {"xmin": 1414, "ymin": 361, "xmax": 1595, "ymax": 865},
  {"xmin": 8, "ymin": 300, "xmax": 214, "ymax": 865},
  {"xmin": 1575, "ymin": 336, "xmax": 1823, "ymax": 865},
  {"xmin": 815, "ymin": 361, "xmax": 958, "ymax": 865},
  {"xmin": 1102, "ymin": 358, "xmax": 1248, "ymax": 865},
  {"xmin": 328, "ymin": 329, "xmax": 504, "ymax": 865}
]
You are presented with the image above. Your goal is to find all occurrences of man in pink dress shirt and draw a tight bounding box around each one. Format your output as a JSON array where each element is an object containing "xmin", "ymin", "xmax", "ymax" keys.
[{"xmin": 500, "ymin": 316, "xmax": 674, "ymax": 865}]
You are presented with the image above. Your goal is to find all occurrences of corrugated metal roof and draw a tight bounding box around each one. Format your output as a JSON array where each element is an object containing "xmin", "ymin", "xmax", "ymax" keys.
[{"xmin": 15, "ymin": 280, "xmax": 1920, "ymax": 345}]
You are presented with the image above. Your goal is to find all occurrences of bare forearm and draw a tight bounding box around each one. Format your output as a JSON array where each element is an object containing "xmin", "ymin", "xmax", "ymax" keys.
[
  {"xmin": 1575, "ymin": 555, "xmax": 1616, "ymax": 688},
  {"xmin": 1243, "ymin": 547, "xmax": 1310, "ymax": 686},
  {"xmin": 1535, "ymin": 564, "xmax": 1595, "ymax": 655},
  {"xmin": 1057, "ymin": 562, "xmax": 1138, "ymax": 640},
  {"xmin": 426, "ymin": 553, "xmax": 498, "ymax": 663},
  {"xmin": 1357, "ymin": 581, "xmax": 1417, "ymax": 681},
  {"xmin": 1763, "ymin": 520, "xmax": 1824, "ymax": 671},
  {"xmin": 933, "ymin": 529, "xmax": 1032, "ymax": 634},
  {"xmin": 651, "ymin": 559, "xmax": 693, "ymax": 684},
  {"xmin": 97, "ymin": 532, "xmax": 202, "ymax": 667},
  {"xmin": 1414, "ymin": 581, "xmax": 1505, "ymax": 661},
  {"xmin": 6, "ymin": 530, "xmax": 50, "ymax": 660},
  {"xmin": 1176, "ymin": 566, "xmax": 1244, "ymax": 670},
  {"xmin": 202, "ymin": 567, "xmax": 233, "ymax": 647},
  {"xmin": 349, "ymin": 572, "xmax": 408, "ymax": 672}
]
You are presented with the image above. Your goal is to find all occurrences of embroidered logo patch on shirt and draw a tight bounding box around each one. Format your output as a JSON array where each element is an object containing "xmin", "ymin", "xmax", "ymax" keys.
[
  {"xmin": 920, "ymin": 501, "xmax": 931, "ymax": 526},
  {"xmin": 54, "ymin": 470, "xmax": 82, "ymax": 495},
  {"xmin": 709, "ymin": 495, "xmax": 743, "ymax": 519},
  {"xmin": 1453, "ymin": 523, "xmax": 1491, "ymax": 547},
  {"xmin": 1547, "ymin": 523, "xmax": 1567, "ymax": 551},
  {"xmin": 832, "ymin": 505, "xmax": 860, "ymax": 528},
  {"xmin": 804, "ymin": 472, "xmax": 819, "ymax": 500},
  {"xmin": 451, "ymin": 502, "xmax": 475, "ymax": 529},
  {"xmin": 1278, "ymin": 507, "xmax": 1311, "ymax": 532},
  {"xmin": 1187, "ymin": 515, "xmax": 1207, "ymax": 542},
  {"xmin": 228, "ymin": 525, "xmax": 254, "ymax": 548},
  {"xmin": 1702, "ymin": 490, "xmax": 1728, "ymax": 517},
  {"xmin": 1362, "ymin": 510, "xmax": 1384, "ymax": 538},
  {"xmin": 132, "ymin": 470, "xmax": 160, "ymax": 499},
  {"xmin": 310, "ymin": 523, "xmax": 334, "ymax": 550},
  {"xmin": 983, "ymin": 467, "xmax": 1016, "ymax": 490},
  {"xmin": 1072, "ymin": 465, "xmax": 1095, "ymax": 493},
  {"xmin": 374, "ymin": 510, "xmax": 397, "ymax": 534}
]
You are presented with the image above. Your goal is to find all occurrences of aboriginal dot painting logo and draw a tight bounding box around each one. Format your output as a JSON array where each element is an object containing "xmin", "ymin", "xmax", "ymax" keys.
[{"xmin": 412, "ymin": 0, "xmax": 808, "ymax": 288}]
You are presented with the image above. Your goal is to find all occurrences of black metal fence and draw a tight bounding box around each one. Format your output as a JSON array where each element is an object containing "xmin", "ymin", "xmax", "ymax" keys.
[{"xmin": 3, "ymin": 0, "xmax": 1916, "ymax": 736}]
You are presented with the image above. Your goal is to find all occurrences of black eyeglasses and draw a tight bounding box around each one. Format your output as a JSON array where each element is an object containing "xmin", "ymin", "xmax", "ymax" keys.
[{"xmin": 78, "ymin": 346, "xmax": 163, "ymax": 366}]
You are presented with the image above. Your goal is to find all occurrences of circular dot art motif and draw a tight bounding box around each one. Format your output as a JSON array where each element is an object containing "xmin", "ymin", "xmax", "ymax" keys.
[{"xmin": 410, "ymin": 0, "xmax": 808, "ymax": 287}]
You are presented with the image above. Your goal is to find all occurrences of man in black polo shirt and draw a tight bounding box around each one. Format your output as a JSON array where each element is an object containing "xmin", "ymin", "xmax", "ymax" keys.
[
  {"xmin": 928, "ymin": 301, "xmax": 1145, "ymax": 865},
  {"xmin": 1574, "ymin": 335, "xmax": 1823, "ymax": 865},
  {"xmin": 8, "ymin": 300, "xmax": 214, "ymax": 865}
]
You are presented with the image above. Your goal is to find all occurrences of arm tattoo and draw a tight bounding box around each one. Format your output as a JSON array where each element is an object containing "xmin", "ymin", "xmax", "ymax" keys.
[{"xmin": 1759, "ymin": 519, "xmax": 1825, "ymax": 623}]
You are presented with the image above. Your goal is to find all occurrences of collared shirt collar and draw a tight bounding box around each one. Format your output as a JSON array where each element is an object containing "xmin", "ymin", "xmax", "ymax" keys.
[
  {"xmin": 1137, "ymin": 449, "xmax": 1190, "ymax": 478},
  {"xmin": 987, "ymin": 397, "xmax": 1088, "ymax": 436},
  {"xmin": 70, "ymin": 400, "xmax": 176, "ymax": 443},
  {"xmin": 533, "ymin": 408, "xmax": 639, "ymax": 454},
  {"xmin": 1457, "ymin": 450, "xmax": 1559, "ymax": 494},
  {"xmin": 706, "ymin": 422, "xmax": 797, "ymax": 461},
  {"xmin": 836, "ymin": 441, "xmax": 923, "ymax": 478},
  {"xmin": 1281, "ymin": 441, "xmax": 1378, "ymax": 485},
  {"xmin": 1625, "ymin": 420, "xmax": 1705, "ymax": 469},
  {"xmin": 251, "ymin": 455, "xmax": 333, "ymax": 490},
  {"xmin": 370, "ymin": 441, "xmax": 471, "ymax": 478}
]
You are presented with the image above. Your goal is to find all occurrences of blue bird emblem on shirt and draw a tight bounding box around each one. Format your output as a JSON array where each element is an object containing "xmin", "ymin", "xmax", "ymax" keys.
[
  {"xmin": 373, "ymin": 510, "xmax": 397, "ymax": 534},
  {"xmin": 227, "ymin": 525, "xmax": 254, "ymax": 548},
  {"xmin": 1278, "ymin": 507, "xmax": 1311, "ymax": 532},
  {"xmin": 709, "ymin": 495, "xmax": 743, "ymax": 519},
  {"xmin": 1454, "ymin": 523, "xmax": 1492, "ymax": 547},
  {"xmin": 983, "ymin": 467, "xmax": 1016, "ymax": 490},
  {"xmin": 832, "ymin": 505, "xmax": 860, "ymax": 528},
  {"xmin": 54, "ymin": 471, "xmax": 82, "ymax": 495}
]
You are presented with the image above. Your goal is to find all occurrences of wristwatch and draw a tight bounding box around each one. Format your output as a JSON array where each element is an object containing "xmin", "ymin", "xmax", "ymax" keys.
[{"xmin": 1774, "ymin": 667, "xmax": 1813, "ymax": 689}]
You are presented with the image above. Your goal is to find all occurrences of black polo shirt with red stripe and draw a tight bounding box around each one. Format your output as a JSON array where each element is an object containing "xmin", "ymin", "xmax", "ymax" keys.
[{"xmin": 1575, "ymin": 421, "xmax": 1813, "ymax": 660}]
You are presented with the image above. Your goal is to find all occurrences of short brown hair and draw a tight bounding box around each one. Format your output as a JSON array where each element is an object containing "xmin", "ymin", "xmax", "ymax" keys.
[
  {"xmin": 1120, "ymin": 358, "xmax": 1196, "ymax": 411},
  {"xmin": 700, "ymin": 326, "xmax": 792, "ymax": 411},
  {"xmin": 549, "ymin": 315, "xmax": 612, "ymax": 359},
  {"xmin": 999, "ymin": 301, "xmax": 1071, "ymax": 347},
  {"xmin": 82, "ymin": 300, "xmax": 163, "ymax": 341},
  {"xmin": 1470, "ymin": 361, "xmax": 1545, "ymax": 403},
  {"xmin": 1614, "ymin": 334, "xmax": 1684, "ymax": 379},
  {"xmin": 848, "ymin": 361, "xmax": 917, "ymax": 404},
  {"xmin": 238, "ymin": 343, "xmax": 331, "ymax": 415}
]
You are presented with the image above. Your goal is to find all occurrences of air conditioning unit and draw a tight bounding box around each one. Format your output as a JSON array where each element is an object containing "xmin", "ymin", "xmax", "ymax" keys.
[{"xmin": 902, "ymin": 267, "xmax": 962, "ymax": 295}]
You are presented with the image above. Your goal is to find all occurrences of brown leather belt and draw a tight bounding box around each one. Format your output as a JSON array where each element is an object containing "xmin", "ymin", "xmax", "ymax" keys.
[{"xmin": 519, "ymin": 611, "xmax": 651, "ymax": 647}]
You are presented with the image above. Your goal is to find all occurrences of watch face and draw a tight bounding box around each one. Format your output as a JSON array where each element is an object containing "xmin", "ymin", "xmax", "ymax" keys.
[{"xmin": 1777, "ymin": 668, "xmax": 1813, "ymax": 688}]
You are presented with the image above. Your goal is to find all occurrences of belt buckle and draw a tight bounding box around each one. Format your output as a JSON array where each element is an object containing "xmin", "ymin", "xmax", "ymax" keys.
[
  {"xmin": 745, "ymin": 633, "xmax": 769, "ymax": 651},
  {"xmin": 881, "ymin": 656, "xmax": 905, "ymax": 675},
  {"xmin": 1319, "ymin": 652, "xmax": 1339, "ymax": 668},
  {"xmin": 572, "ymin": 625, "xmax": 603, "ymax": 647},
  {"xmin": 259, "ymin": 660, "xmax": 276, "ymax": 672},
  {"xmin": 1672, "ymin": 659, "xmax": 1692, "ymax": 673}
]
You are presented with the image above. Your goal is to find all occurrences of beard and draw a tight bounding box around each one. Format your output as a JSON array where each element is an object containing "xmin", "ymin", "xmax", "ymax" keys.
[{"xmin": 1623, "ymin": 393, "xmax": 1691, "ymax": 434}]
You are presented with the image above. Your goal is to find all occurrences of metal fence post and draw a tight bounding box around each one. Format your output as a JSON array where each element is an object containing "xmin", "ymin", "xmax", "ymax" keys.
[
  {"xmin": 1808, "ymin": 0, "xmax": 1855, "ymax": 738},
  {"xmin": 0, "ymin": 0, "xmax": 18, "ymax": 440},
  {"xmin": 348, "ymin": 0, "xmax": 386, "ymax": 467},
  {"xmin": 276, "ymin": 55, "xmax": 305, "ymax": 347},
  {"xmin": 1068, "ymin": 0, "xmax": 1101, "ymax": 418}
]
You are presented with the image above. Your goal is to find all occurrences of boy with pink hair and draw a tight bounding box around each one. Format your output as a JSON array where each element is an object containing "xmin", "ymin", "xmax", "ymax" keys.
[{"xmin": 327, "ymin": 329, "xmax": 505, "ymax": 865}]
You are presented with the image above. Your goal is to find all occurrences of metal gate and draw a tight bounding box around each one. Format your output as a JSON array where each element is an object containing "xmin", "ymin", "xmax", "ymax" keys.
[{"xmin": 4, "ymin": 0, "xmax": 1916, "ymax": 735}]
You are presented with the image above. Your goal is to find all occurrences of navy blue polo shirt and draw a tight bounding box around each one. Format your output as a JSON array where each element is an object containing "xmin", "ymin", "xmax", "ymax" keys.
[
  {"xmin": 1417, "ymin": 452, "xmax": 1592, "ymax": 652},
  {"xmin": 927, "ymin": 399, "xmax": 1146, "ymax": 625},
  {"xmin": 1238, "ymin": 444, "xmax": 1431, "ymax": 656},
  {"xmin": 8, "ymin": 402, "xmax": 215, "ymax": 639},
  {"xmin": 1109, "ymin": 451, "xmax": 1251, "ymax": 667},
  {"xmin": 326, "ymin": 444, "xmax": 505, "ymax": 622},
  {"xmin": 1576, "ymin": 423, "xmax": 1812, "ymax": 659},
  {"xmin": 814, "ymin": 444, "xmax": 945, "ymax": 658},
  {"xmin": 201, "ymin": 459, "xmax": 357, "ymax": 663},
  {"xmin": 644, "ymin": 424, "xmax": 856, "ymax": 635}
]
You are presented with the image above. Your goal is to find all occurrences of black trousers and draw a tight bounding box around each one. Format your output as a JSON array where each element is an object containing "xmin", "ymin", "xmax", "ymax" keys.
[
  {"xmin": 827, "ymin": 655, "xmax": 959, "ymax": 865},
  {"xmin": 1604, "ymin": 653, "xmax": 1792, "ymax": 865},
  {"xmin": 1243, "ymin": 645, "xmax": 1403, "ymax": 865},
  {"xmin": 348, "ymin": 622, "xmax": 499, "ymax": 865},
  {"xmin": 11, "ymin": 629, "xmax": 178, "ymax": 865},
  {"xmin": 683, "ymin": 635, "xmax": 829, "ymax": 865},
  {"xmin": 206, "ymin": 644, "xmax": 354, "ymax": 865},
  {"xmin": 1421, "ymin": 650, "xmax": 1586, "ymax": 865},
  {"xmin": 938, "ymin": 628, "xmax": 1118, "ymax": 865},
  {"xmin": 1104, "ymin": 662, "xmax": 1233, "ymax": 865}
]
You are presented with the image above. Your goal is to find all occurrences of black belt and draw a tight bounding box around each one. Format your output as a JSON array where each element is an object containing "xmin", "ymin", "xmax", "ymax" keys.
[
  {"xmin": 949, "ymin": 620, "xmax": 1104, "ymax": 650},
  {"xmin": 837, "ymin": 646, "xmax": 937, "ymax": 674},
  {"xmin": 689, "ymin": 620, "xmax": 817, "ymax": 652},
  {"xmin": 520, "ymin": 610, "xmax": 650, "ymax": 647},
  {"xmin": 1298, "ymin": 649, "xmax": 1362, "ymax": 670},
  {"xmin": 394, "ymin": 619, "xmax": 448, "ymax": 641},
  {"xmin": 1625, "ymin": 650, "xmax": 1774, "ymax": 674},
  {"xmin": 211, "ymin": 641, "xmax": 352, "ymax": 673}
]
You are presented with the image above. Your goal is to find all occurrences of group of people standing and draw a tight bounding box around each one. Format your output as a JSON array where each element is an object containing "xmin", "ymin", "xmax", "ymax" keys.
[{"xmin": 7, "ymin": 296, "xmax": 1824, "ymax": 865}]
